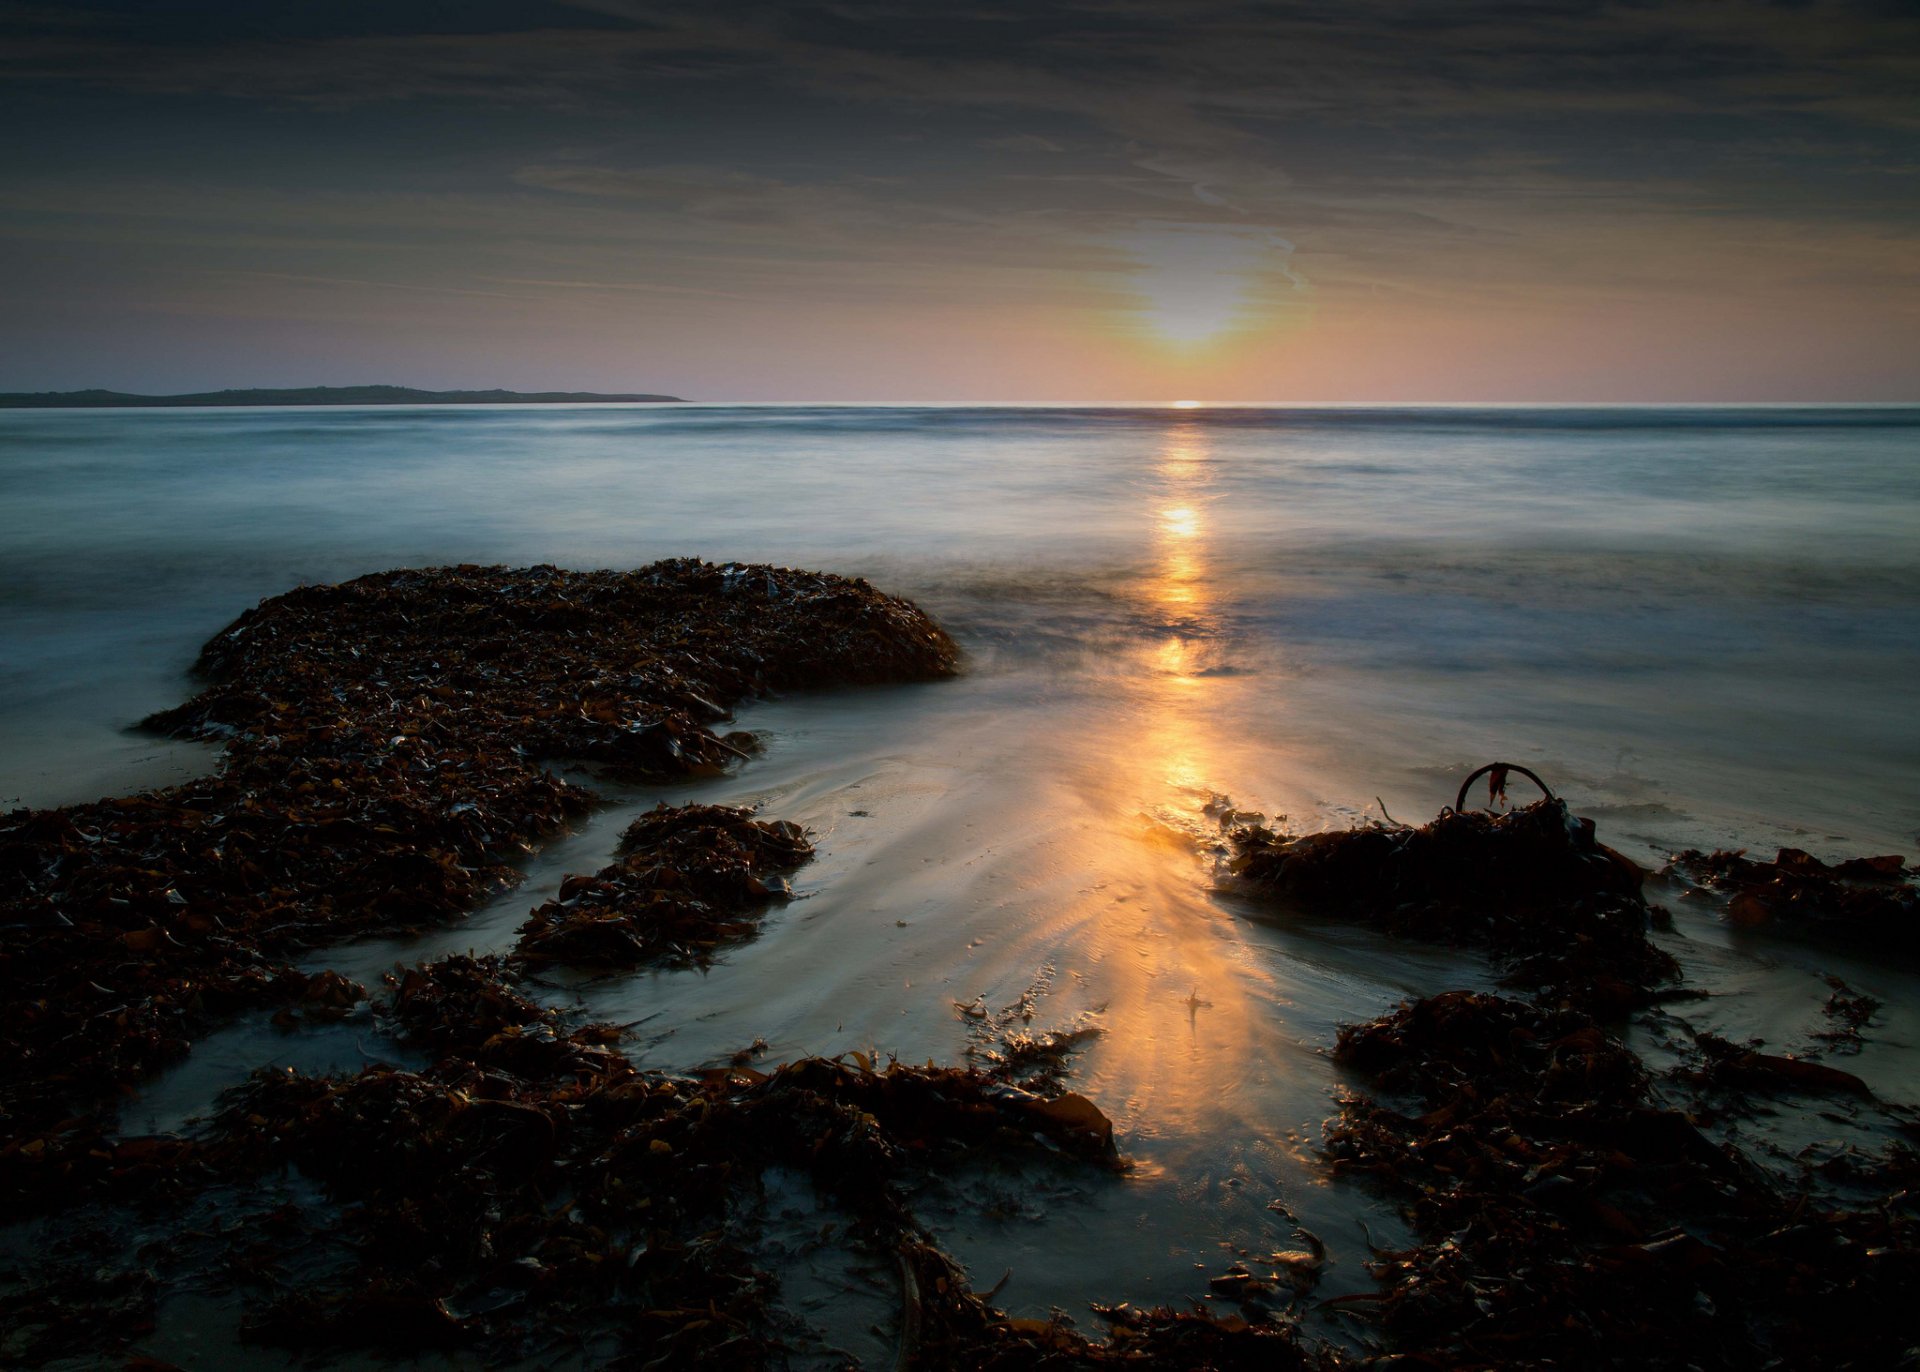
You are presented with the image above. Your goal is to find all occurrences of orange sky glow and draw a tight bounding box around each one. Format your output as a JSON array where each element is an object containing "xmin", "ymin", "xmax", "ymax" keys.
[{"xmin": 2, "ymin": 2, "xmax": 1915, "ymax": 400}]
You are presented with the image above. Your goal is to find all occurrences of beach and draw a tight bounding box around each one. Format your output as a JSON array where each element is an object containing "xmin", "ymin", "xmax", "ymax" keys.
[{"xmin": 2, "ymin": 403, "xmax": 1917, "ymax": 1364}]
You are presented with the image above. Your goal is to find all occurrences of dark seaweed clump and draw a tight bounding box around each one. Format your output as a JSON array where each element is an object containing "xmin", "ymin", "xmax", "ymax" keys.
[
  {"xmin": 1232, "ymin": 799, "xmax": 1677, "ymax": 1013},
  {"xmin": 0, "ymin": 563, "xmax": 1336, "ymax": 1368},
  {"xmin": 1233, "ymin": 796, "xmax": 1919, "ymax": 1369},
  {"xmin": 0, "ymin": 561, "xmax": 956, "ymax": 1211},
  {"xmin": 516, "ymin": 804, "xmax": 812, "ymax": 968},
  {"xmin": 8, "ymin": 940, "xmax": 1313, "ymax": 1367},
  {"xmin": 1668, "ymin": 846, "xmax": 1917, "ymax": 953},
  {"xmin": 1328, "ymin": 991, "xmax": 1917, "ymax": 1370},
  {"xmin": 182, "ymin": 952, "xmax": 1329, "ymax": 1370}
]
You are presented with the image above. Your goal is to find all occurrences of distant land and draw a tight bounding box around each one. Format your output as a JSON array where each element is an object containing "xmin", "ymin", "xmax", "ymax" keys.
[{"xmin": 0, "ymin": 385, "xmax": 685, "ymax": 408}]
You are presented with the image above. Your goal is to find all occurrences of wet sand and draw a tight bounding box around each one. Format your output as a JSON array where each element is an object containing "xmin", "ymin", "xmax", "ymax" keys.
[{"xmin": 7, "ymin": 576, "xmax": 1911, "ymax": 1366}]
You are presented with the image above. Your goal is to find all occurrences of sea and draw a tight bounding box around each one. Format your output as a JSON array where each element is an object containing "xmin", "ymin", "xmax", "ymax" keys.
[{"xmin": 2, "ymin": 403, "xmax": 1917, "ymax": 1361}]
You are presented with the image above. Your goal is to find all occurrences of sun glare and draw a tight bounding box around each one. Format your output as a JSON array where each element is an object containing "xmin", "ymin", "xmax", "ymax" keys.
[
  {"xmin": 1159, "ymin": 504, "xmax": 1200, "ymax": 539},
  {"xmin": 1118, "ymin": 221, "xmax": 1299, "ymax": 349}
]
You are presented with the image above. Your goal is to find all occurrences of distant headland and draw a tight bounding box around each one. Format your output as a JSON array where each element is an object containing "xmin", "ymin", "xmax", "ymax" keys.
[{"xmin": 0, "ymin": 385, "xmax": 685, "ymax": 408}]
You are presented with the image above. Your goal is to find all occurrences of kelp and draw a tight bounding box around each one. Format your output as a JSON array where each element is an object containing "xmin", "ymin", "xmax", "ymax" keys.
[
  {"xmin": 188, "ymin": 951, "xmax": 1145, "ymax": 1366},
  {"xmin": 157, "ymin": 946, "xmax": 1328, "ymax": 1368},
  {"xmin": 1668, "ymin": 845, "xmax": 1918, "ymax": 952},
  {"xmin": 515, "ymin": 804, "xmax": 813, "ymax": 968},
  {"xmin": 1240, "ymin": 779, "xmax": 1920, "ymax": 1370},
  {"xmin": 1327, "ymin": 991, "xmax": 1918, "ymax": 1370},
  {"xmin": 0, "ymin": 927, "xmax": 1224, "ymax": 1368},
  {"xmin": 1231, "ymin": 798, "xmax": 1677, "ymax": 1013},
  {"xmin": 11, "ymin": 568, "xmax": 1916, "ymax": 1370},
  {"xmin": 0, "ymin": 561, "xmax": 955, "ymax": 1214}
]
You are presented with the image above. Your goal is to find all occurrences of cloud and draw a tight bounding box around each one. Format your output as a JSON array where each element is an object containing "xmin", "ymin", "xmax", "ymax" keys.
[
  {"xmin": 2, "ymin": 1, "xmax": 1916, "ymax": 394},
  {"xmin": 980, "ymin": 133, "xmax": 1066, "ymax": 153},
  {"xmin": 6, "ymin": 4, "xmax": 1915, "ymax": 252}
]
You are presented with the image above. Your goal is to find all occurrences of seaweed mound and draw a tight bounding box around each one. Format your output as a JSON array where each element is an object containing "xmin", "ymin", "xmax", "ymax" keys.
[
  {"xmin": 1669, "ymin": 846, "xmax": 1918, "ymax": 952},
  {"xmin": 1232, "ymin": 799, "xmax": 1675, "ymax": 1011},
  {"xmin": 0, "ymin": 945, "xmax": 1319, "ymax": 1369},
  {"xmin": 516, "ymin": 804, "xmax": 813, "ymax": 968},
  {"xmin": 1233, "ymin": 788, "xmax": 1919, "ymax": 1366},
  {"xmin": 381, "ymin": 952, "xmax": 633, "ymax": 1082},
  {"xmin": 0, "ymin": 561, "xmax": 956, "ymax": 1193},
  {"xmin": 146, "ymin": 560, "xmax": 956, "ymax": 779},
  {"xmin": 189, "ymin": 945, "xmax": 1130, "ymax": 1366},
  {"xmin": 1329, "ymin": 991, "xmax": 1917, "ymax": 1370}
]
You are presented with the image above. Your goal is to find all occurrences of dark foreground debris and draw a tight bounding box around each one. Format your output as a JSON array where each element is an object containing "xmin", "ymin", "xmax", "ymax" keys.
[
  {"xmin": 0, "ymin": 561, "xmax": 956, "ymax": 1211},
  {"xmin": 1236, "ymin": 778, "xmax": 1920, "ymax": 1370},
  {"xmin": 1668, "ymin": 845, "xmax": 1918, "ymax": 952},
  {"xmin": 516, "ymin": 804, "xmax": 813, "ymax": 968},
  {"xmin": 189, "ymin": 951, "xmax": 1342, "ymax": 1369},
  {"xmin": 4, "ymin": 941, "xmax": 1341, "ymax": 1369},
  {"xmin": 10, "ymin": 586, "xmax": 1917, "ymax": 1372},
  {"xmin": 1670, "ymin": 1029, "xmax": 1874, "ymax": 1100},
  {"xmin": 1328, "ymin": 991, "xmax": 1918, "ymax": 1370},
  {"xmin": 1231, "ymin": 798, "xmax": 1677, "ymax": 1013}
]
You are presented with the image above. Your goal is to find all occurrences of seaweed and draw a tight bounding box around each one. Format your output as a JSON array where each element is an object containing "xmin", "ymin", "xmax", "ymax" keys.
[
  {"xmin": 190, "ymin": 950, "xmax": 1139, "ymax": 1365},
  {"xmin": 0, "ymin": 561, "xmax": 955, "ymax": 1213},
  {"xmin": 1231, "ymin": 797, "xmax": 1676, "ymax": 1013},
  {"xmin": 1327, "ymin": 991, "xmax": 1918, "ymax": 1369},
  {"xmin": 1229, "ymin": 776, "xmax": 1918, "ymax": 1368},
  {"xmin": 1668, "ymin": 846, "xmax": 1918, "ymax": 952},
  {"xmin": 515, "ymin": 804, "xmax": 813, "ymax": 968}
]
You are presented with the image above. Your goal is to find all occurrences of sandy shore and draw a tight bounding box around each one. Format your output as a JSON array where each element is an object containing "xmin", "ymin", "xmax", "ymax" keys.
[{"xmin": 2, "ymin": 565, "xmax": 1915, "ymax": 1369}]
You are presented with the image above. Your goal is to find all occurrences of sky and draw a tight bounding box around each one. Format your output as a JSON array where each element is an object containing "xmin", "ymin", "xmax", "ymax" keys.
[{"xmin": 2, "ymin": 0, "xmax": 1917, "ymax": 401}]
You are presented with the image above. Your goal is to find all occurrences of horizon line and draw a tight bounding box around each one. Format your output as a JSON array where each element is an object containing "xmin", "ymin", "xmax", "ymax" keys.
[{"xmin": 8, "ymin": 396, "xmax": 1920, "ymax": 409}]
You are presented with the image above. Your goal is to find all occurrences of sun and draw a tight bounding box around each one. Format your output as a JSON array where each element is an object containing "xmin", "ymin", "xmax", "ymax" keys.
[
  {"xmin": 1116, "ymin": 221, "xmax": 1300, "ymax": 349},
  {"xmin": 1170, "ymin": 399, "xmax": 1202, "ymax": 409}
]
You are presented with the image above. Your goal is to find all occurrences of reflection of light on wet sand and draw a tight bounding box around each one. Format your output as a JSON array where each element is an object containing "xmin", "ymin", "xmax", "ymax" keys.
[{"xmin": 1024, "ymin": 418, "xmax": 1288, "ymax": 1140}]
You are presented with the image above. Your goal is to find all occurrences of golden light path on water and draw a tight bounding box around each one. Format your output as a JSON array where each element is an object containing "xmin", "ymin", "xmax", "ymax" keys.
[{"xmin": 1041, "ymin": 417, "xmax": 1295, "ymax": 1148}]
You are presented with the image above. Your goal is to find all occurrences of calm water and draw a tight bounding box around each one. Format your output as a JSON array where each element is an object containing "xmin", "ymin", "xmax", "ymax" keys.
[
  {"xmin": 3, "ymin": 404, "xmax": 1918, "ymax": 1360},
  {"xmin": 4, "ymin": 404, "xmax": 1917, "ymax": 850}
]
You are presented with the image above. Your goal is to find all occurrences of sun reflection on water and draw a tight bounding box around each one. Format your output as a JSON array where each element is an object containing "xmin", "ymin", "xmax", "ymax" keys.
[
  {"xmin": 1141, "ymin": 424, "xmax": 1225, "ymax": 808},
  {"xmin": 1040, "ymin": 416, "xmax": 1284, "ymax": 1136},
  {"xmin": 1159, "ymin": 505, "xmax": 1200, "ymax": 538},
  {"xmin": 1147, "ymin": 431, "xmax": 1218, "ymax": 674}
]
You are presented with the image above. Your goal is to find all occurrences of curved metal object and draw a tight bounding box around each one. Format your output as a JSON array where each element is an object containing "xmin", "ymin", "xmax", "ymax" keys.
[{"xmin": 1454, "ymin": 761, "xmax": 1555, "ymax": 813}]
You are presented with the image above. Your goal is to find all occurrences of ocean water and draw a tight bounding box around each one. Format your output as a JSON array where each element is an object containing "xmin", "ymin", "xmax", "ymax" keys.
[
  {"xmin": 3, "ymin": 403, "xmax": 1918, "ymax": 1358},
  {"xmin": 5, "ymin": 404, "xmax": 1916, "ymax": 849}
]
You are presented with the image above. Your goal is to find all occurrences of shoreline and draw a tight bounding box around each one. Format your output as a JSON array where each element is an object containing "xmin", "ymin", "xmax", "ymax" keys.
[{"xmin": 2, "ymin": 564, "xmax": 1915, "ymax": 1367}]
